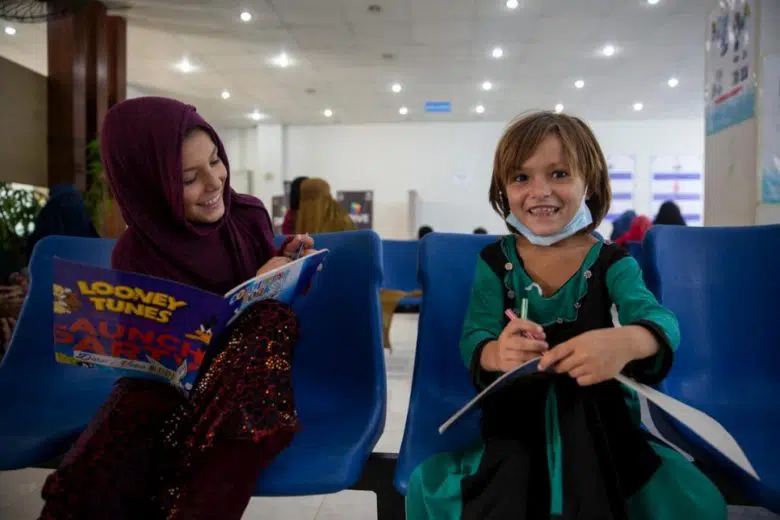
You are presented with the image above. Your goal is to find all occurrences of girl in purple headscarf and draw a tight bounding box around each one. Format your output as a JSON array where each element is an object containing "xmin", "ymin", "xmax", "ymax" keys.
[{"xmin": 39, "ymin": 97, "xmax": 314, "ymax": 520}]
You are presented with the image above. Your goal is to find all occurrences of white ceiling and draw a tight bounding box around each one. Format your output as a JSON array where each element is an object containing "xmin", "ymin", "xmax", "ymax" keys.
[{"xmin": 0, "ymin": 0, "xmax": 710, "ymax": 127}]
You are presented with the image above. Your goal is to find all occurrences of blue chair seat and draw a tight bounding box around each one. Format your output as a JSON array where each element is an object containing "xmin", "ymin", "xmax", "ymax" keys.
[
  {"xmin": 645, "ymin": 225, "xmax": 780, "ymax": 512},
  {"xmin": 0, "ymin": 236, "xmax": 117, "ymax": 470},
  {"xmin": 394, "ymin": 233, "xmax": 497, "ymax": 494}
]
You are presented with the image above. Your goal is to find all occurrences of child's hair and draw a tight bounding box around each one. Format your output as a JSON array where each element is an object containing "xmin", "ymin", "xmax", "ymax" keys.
[{"xmin": 488, "ymin": 111, "xmax": 611, "ymax": 233}]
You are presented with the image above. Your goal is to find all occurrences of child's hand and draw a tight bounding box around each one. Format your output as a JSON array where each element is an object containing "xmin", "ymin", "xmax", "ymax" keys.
[
  {"xmin": 481, "ymin": 318, "xmax": 547, "ymax": 372},
  {"xmin": 282, "ymin": 234, "xmax": 315, "ymax": 258},
  {"xmin": 257, "ymin": 256, "xmax": 291, "ymax": 276},
  {"xmin": 537, "ymin": 329, "xmax": 639, "ymax": 386}
]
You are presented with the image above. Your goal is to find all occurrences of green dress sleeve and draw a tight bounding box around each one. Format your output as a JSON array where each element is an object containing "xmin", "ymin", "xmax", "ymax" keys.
[
  {"xmin": 606, "ymin": 256, "xmax": 680, "ymax": 384},
  {"xmin": 459, "ymin": 256, "xmax": 505, "ymax": 388}
]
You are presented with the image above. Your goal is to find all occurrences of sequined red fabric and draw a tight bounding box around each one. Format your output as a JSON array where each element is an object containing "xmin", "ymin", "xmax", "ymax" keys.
[{"xmin": 39, "ymin": 300, "xmax": 299, "ymax": 520}]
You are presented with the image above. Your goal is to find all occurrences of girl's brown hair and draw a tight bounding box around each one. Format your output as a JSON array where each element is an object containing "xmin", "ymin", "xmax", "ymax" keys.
[{"xmin": 489, "ymin": 111, "xmax": 611, "ymax": 233}]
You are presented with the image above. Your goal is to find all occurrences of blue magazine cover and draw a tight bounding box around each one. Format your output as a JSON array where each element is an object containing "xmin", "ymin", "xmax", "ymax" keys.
[{"xmin": 52, "ymin": 250, "xmax": 328, "ymax": 394}]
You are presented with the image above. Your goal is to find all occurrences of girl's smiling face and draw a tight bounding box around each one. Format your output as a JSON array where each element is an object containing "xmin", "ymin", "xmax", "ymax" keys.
[
  {"xmin": 181, "ymin": 129, "xmax": 227, "ymax": 223},
  {"xmin": 505, "ymin": 134, "xmax": 587, "ymax": 237}
]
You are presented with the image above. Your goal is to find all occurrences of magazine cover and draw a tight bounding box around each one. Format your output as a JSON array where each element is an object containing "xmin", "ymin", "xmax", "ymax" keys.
[{"xmin": 53, "ymin": 250, "xmax": 328, "ymax": 393}]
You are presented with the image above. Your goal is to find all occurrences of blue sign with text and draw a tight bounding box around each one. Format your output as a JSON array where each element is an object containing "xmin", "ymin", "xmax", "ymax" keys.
[{"xmin": 424, "ymin": 101, "xmax": 451, "ymax": 113}]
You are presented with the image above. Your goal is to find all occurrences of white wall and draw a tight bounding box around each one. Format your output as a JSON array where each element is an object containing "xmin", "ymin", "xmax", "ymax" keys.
[
  {"xmin": 285, "ymin": 119, "xmax": 704, "ymax": 239},
  {"xmin": 219, "ymin": 125, "xmax": 285, "ymax": 203}
]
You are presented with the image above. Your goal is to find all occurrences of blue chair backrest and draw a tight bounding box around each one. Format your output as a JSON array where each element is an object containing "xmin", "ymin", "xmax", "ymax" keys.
[
  {"xmin": 381, "ymin": 240, "xmax": 420, "ymax": 292},
  {"xmin": 644, "ymin": 225, "xmax": 780, "ymax": 407},
  {"xmin": 625, "ymin": 241, "xmax": 643, "ymax": 262},
  {"xmin": 1, "ymin": 236, "xmax": 116, "ymax": 372},
  {"xmin": 275, "ymin": 231, "xmax": 386, "ymax": 424},
  {"xmin": 397, "ymin": 233, "xmax": 498, "ymax": 482}
]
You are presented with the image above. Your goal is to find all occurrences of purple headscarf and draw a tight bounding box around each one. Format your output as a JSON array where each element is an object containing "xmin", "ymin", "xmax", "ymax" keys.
[{"xmin": 101, "ymin": 97, "xmax": 275, "ymax": 294}]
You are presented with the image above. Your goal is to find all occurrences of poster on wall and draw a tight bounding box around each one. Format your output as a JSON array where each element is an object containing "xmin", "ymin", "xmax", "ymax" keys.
[
  {"xmin": 761, "ymin": 54, "xmax": 780, "ymax": 204},
  {"xmin": 650, "ymin": 155, "xmax": 704, "ymax": 226},
  {"xmin": 606, "ymin": 154, "xmax": 636, "ymax": 222},
  {"xmin": 271, "ymin": 195, "xmax": 286, "ymax": 235},
  {"xmin": 337, "ymin": 190, "xmax": 374, "ymax": 230},
  {"xmin": 705, "ymin": 0, "xmax": 756, "ymax": 136}
]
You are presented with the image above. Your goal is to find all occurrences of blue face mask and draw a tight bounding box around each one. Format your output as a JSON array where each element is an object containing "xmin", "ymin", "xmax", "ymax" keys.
[{"xmin": 506, "ymin": 195, "xmax": 593, "ymax": 246}]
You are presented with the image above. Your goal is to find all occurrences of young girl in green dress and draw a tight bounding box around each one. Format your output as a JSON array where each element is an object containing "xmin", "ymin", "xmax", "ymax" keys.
[{"xmin": 406, "ymin": 112, "xmax": 727, "ymax": 519}]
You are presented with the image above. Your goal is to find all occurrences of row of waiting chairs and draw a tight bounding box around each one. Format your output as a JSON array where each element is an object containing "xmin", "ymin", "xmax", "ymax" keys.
[{"xmin": 0, "ymin": 226, "xmax": 777, "ymax": 518}]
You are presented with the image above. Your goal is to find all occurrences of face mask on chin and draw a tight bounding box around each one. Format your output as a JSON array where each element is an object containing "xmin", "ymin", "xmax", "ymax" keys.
[{"xmin": 505, "ymin": 193, "xmax": 593, "ymax": 246}]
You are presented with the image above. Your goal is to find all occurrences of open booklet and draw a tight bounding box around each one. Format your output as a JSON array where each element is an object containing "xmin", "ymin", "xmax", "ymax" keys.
[
  {"xmin": 439, "ymin": 357, "xmax": 759, "ymax": 481},
  {"xmin": 52, "ymin": 250, "xmax": 328, "ymax": 394}
]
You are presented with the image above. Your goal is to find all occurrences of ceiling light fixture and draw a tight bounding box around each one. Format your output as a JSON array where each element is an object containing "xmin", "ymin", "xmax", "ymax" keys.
[
  {"xmin": 506, "ymin": 0, "xmax": 519, "ymax": 9},
  {"xmin": 324, "ymin": 108, "xmax": 333, "ymax": 118},
  {"xmin": 574, "ymin": 79, "xmax": 585, "ymax": 89},
  {"xmin": 391, "ymin": 82, "xmax": 402, "ymax": 93},
  {"xmin": 475, "ymin": 104, "xmax": 485, "ymax": 114},
  {"xmin": 602, "ymin": 44, "xmax": 616, "ymax": 57},
  {"xmin": 554, "ymin": 103, "xmax": 564, "ymax": 113},
  {"xmin": 271, "ymin": 52, "xmax": 292, "ymax": 68},
  {"xmin": 482, "ymin": 80, "xmax": 493, "ymax": 91},
  {"xmin": 647, "ymin": 0, "xmax": 660, "ymax": 4},
  {"xmin": 175, "ymin": 57, "xmax": 195, "ymax": 73},
  {"xmin": 399, "ymin": 106, "xmax": 408, "ymax": 115},
  {"xmin": 4, "ymin": 26, "xmax": 16, "ymax": 36},
  {"xmin": 667, "ymin": 77, "xmax": 679, "ymax": 87},
  {"xmin": 221, "ymin": 90, "xmax": 231, "ymax": 100},
  {"xmin": 248, "ymin": 110, "xmax": 266, "ymax": 121},
  {"xmin": 491, "ymin": 46, "xmax": 504, "ymax": 59},
  {"xmin": 240, "ymin": 11, "xmax": 252, "ymax": 22},
  {"xmin": 633, "ymin": 102, "xmax": 644, "ymax": 111}
]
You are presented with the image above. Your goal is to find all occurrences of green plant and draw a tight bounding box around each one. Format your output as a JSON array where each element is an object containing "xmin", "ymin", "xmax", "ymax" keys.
[
  {"xmin": 0, "ymin": 182, "xmax": 46, "ymax": 269},
  {"xmin": 84, "ymin": 138, "xmax": 110, "ymax": 231}
]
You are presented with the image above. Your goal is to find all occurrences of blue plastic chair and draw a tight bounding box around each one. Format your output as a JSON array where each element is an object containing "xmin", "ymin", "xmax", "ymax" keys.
[
  {"xmin": 394, "ymin": 232, "xmax": 498, "ymax": 494},
  {"xmin": 644, "ymin": 225, "xmax": 780, "ymax": 512},
  {"xmin": 0, "ymin": 236, "xmax": 119, "ymax": 470},
  {"xmin": 382, "ymin": 239, "xmax": 421, "ymax": 308},
  {"xmin": 259, "ymin": 230, "xmax": 386, "ymax": 494}
]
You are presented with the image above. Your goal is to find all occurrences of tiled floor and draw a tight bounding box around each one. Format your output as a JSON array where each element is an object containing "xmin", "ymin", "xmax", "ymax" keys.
[{"xmin": 0, "ymin": 314, "xmax": 776, "ymax": 519}]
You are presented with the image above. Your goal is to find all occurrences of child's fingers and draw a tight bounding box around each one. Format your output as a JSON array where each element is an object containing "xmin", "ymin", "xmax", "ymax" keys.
[
  {"xmin": 505, "ymin": 318, "xmax": 545, "ymax": 338},
  {"xmin": 505, "ymin": 337, "xmax": 547, "ymax": 353},
  {"xmin": 538, "ymin": 343, "xmax": 574, "ymax": 371},
  {"xmin": 553, "ymin": 352, "xmax": 585, "ymax": 374},
  {"xmin": 567, "ymin": 365, "xmax": 590, "ymax": 379}
]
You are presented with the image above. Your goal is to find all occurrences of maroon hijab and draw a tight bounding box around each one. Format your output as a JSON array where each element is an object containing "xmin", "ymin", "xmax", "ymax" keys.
[{"xmin": 101, "ymin": 97, "xmax": 275, "ymax": 294}]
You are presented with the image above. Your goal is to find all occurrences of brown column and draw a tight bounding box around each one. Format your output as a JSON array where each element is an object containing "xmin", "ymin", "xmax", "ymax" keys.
[
  {"xmin": 85, "ymin": 1, "xmax": 108, "ymax": 144},
  {"xmin": 47, "ymin": 6, "xmax": 89, "ymax": 191}
]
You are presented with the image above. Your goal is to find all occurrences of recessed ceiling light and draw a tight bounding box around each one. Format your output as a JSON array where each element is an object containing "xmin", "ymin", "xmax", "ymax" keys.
[
  {"xmin": 475, "ymin": 104, "xmax": 485, "ymax": 114},
  {"xmin": 399, "ymin": 106, "xmax": 408, "ymax": 115},
  {"xmin": 248, "ymin": 110, "xmax": 266, "ymax": 121},
  {"xmin": 602, "ymin": 44, "xmax": 616, "ymax": 57},
  {"xmin": 574, "ymin": 79, "xmax": 585, "ymax": 89},
  {"xmin": 220, "ymin": 90, "xmax": 231, "ymax": 100},
  {"xmin": 391, "ymin": 82, "xmax": 402, "ymax": 93},
  {"xmin": 271, "ymin": 52, "xmax": 292, "ymax": 68},
  {"xmin": 633, "ymin": 102, "xmax": 644, "ymax": 111},
  {"xmin": 482, "ymin": 80, "xmax": 493, "ymax": 91},
  {"xmin": 240, "ymin": 11, "xmax": 252, "ymax": 22},
  {"xmin": 175, "ymin": 58, "xmax": 195, "ymax": 73},
  {"xmin": 647, "ymin": 0, "xmax": 660, "ymax": 4},
  {"xmin": 506, "ymin": 0, "xmax": 519, "ymax": 9},
  {"xmin": 323, "ymin": 108, "xmax": 333, "ymax": 118},
  {"xmin": 368, "ymin": 4, "xmax": 382, "ymax": 13},
  {"xmin": 4, "ymin": 26, "xmax": 16, "ymax": 36},
  {"xmin": 554, "ymin": 103, "xmax": 564, "ymax": 113},
  {"xmin": 491, "ymin": 47, "xmax": 504, "ymax": 59},
  {"xmin": 667, "ymin": 77, "xmax": 679, "ymax": 88}
]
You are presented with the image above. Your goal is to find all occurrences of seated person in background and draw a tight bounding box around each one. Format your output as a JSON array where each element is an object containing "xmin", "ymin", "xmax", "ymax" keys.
[
  {"xmin": 473, "ymin": 227, "xmax": 488, "ymax": 234},
  {"xmin": 295, "ymin": 178, "xmax": 356, "ymax": 234},
  {"xmin": 418, "ymin": 225, "xmax": 433, "ymax": 239},
  {"xmin": 609, "ymin": 210, "xmax": 636, "ymax": 241},
  {"xmin": 40, "ymin": 97, "xmax": 315, "ymax": 520},
  {"xmin": 614, "ymin": 215, "xmax": 651, "ymax": 246},
  {"xmin": 25, "ymin": 183, "xmax": 99, "ymax": 260},
  {"xmin": 653, "ymin": 200, "xmax": 686, "ymax": 226},
  {"xmin": 282, "ymin": 176, "xmax": 307, "ymax": 235},
  {"xmin": 406, "ymin": 110, "xmax": 725, "ymax": 520}
]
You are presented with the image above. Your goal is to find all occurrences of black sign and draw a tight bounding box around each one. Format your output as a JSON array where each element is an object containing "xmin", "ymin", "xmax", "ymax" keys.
[{"xmin": 337, "ymin": 190, "xmax": 373, "ymax": 230}]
